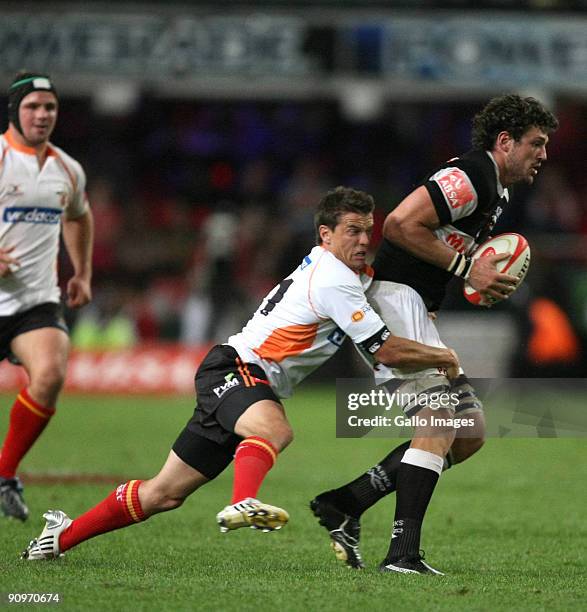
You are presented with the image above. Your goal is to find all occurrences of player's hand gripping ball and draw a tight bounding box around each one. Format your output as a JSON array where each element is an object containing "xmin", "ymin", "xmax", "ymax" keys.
[{"xmin": 464, "ymin": 233, "xmax": 531, "ymax": 306}]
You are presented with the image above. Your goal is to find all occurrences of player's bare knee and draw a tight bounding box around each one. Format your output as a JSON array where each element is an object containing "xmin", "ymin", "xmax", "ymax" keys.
[
  {"xmin": 253, "ymin": 423, "xmax": 293, "ymax": 452},
  {"xmin": 29, "ymin": 365, "xmax": 66, "ymax": 405}
]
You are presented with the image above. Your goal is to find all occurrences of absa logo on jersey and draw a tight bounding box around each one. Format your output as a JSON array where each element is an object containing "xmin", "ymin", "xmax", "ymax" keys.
[
  {"xmin": 432, "ymin": 168, "xmax": 475, "ymax": 210},
  {"xmin": 3, "ymin": 207, "xmax": 62, "ymax": 225}
]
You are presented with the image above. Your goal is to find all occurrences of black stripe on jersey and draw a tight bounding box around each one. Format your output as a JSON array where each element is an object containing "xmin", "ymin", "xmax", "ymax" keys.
[
  {"xmin": 425, "ymin": 181, "xmax": 452, "ymax": 226},
  {"xmin": 358, "ymin": 326, "xmax": 391, "ymax": 355}
]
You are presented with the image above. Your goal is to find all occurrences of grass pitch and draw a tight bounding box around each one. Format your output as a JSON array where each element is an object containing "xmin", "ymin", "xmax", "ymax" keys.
[{"xmin": 0, "ymin": 387, "xmax": 585, "ymax": 611}]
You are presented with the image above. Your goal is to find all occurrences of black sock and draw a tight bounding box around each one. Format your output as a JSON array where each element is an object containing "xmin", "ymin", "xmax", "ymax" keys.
[
  {"xmin": 384, "ymin": 461, "xmax": 440, "ymax": 562},
  {"xmin": 324, "ymin": 440, "xmax": 411, "ymax": 518}
]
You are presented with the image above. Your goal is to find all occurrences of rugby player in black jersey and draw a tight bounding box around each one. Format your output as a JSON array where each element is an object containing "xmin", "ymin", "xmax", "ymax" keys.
[{"xmin": 310, "ymin": 94, "xmax": 558, "ymax": 575}]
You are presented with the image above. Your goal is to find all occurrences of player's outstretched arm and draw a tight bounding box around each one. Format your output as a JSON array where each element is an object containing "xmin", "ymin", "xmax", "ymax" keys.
[
  {"xmin": 374, "ymin": 335, "xmax": 459, "ymax": 378},
  {"xmin": 62, "ymin": 209, "xmax": 94, "ymax": 308}
]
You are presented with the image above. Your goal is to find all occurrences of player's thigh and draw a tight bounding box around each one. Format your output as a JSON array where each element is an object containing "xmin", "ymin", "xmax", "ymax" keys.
[
  {"xmin": 234, "ymin": 399, "xmax": 292, "ymax": 448},
  {"xmin": 11, "ymin": 326, "xmax": 70, "ymax": 379},
  {"xmin": 367, "ymin": 281, "xmax": 444, "ymax": 346}
]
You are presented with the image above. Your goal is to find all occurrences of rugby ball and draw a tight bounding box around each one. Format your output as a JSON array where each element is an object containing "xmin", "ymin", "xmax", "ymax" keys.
[{"xmin": 463, "ymin": 233, "xmax": 530, "ymax": 306}]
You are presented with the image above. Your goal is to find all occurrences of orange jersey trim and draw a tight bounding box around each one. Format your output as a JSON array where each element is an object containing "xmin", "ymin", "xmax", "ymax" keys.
[
  {"xmin": 0, "ymin": 143, "xmax": 8, "ymax": 174},
  {"xmin": 253, "ymin": 323, "xmax": 318, "ymax": 363},
  {"xmin": 3, "ymin": 130, "xmax": 76, "ymax": 193},
  {"xmin": 4, "ymin": 129, "xmax": 38, "ymax": 155},
  {"xmin": 51, "ymin": 148, "xmax": 78, "ymax": 193}
]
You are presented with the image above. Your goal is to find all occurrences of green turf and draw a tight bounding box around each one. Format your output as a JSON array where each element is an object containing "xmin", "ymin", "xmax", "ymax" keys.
[{"xmin": 0, "ymin": 388, "xmax": 585, "ymax": 611}]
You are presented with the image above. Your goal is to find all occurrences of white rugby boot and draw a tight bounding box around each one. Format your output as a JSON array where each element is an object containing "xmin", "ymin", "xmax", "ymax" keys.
[
  {"xmin": 21, "ymin": 510, "xmax": 72, "ymax": 560},
  {"xmin": 216, "ymin": 498, "xmax": 289, "ymax": 533}
]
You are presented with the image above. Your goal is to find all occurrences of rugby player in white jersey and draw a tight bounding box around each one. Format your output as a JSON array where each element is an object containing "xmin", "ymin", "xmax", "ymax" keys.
[
  {"xmin": 311, "ymin": 95, "xmax": 559, "ymax": 575},
  {"xmin": 22, "ymin": 186, "xmax": 460, "ymax": 560},
  {"xmin": 0, "ymin": 73, "xmax": 93, "ymax": 521}
]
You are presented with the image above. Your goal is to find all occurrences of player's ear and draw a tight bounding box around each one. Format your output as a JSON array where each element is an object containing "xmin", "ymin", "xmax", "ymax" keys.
[
  {"xmin": 319, "ymin": 225, "xmax": 332, "ymax": 245},
  {"xmin": 495, "ymin": 131, "xmax": 514, "ymax": 153}
]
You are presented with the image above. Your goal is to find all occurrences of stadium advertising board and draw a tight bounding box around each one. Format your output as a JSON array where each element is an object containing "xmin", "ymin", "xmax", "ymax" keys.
[{"xmin": 0, "ymin": 11, "xmax": 586, "ymax": 94}]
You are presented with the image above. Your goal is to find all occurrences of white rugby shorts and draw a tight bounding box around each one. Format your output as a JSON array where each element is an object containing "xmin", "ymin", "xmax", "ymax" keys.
[{"xmin": 365, "ymin": 280, "xmax": 457, "ymax": 412}]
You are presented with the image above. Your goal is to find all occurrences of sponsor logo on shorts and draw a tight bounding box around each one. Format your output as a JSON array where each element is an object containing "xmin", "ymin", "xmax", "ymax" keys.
[
  {"xmin": 3, "ymin": 206, "xmax": 62, "ymax": 225},
  {"xmin": 213, "ymin": 376, "xmax": 240, "ymax": 398},
  {"xmin": 351, "ymin": 310, "xmax": 365, "ymax": 322}
]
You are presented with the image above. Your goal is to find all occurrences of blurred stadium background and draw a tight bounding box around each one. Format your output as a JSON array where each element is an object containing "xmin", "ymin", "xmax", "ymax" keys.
[
  {"xmin": 0, "ymin": 0, "xmax": 586, "ymax": 387},
  {"xmin": 1, "ymin": 3, "xmax": 586, "ymax": 608}
]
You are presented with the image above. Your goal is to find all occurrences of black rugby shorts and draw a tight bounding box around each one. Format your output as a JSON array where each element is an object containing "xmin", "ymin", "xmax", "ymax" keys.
[
  {"xmin": 172, "ymin": 344, "xmax": 281, "ymax": 479},
  {"xmin": 0, "ymin": 302, "xmax": 69, "ymax": 363}
]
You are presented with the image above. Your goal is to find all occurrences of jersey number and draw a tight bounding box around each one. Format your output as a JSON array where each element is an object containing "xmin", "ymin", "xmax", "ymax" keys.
[{"xmin": 260, "ymin": 279, "xmax": 293, "ymax": 316}]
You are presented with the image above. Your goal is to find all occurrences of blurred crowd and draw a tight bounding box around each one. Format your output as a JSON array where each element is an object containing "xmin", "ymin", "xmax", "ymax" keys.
[{"xmin": 4, "ymin": 95, "xmax": 585, "ymax": 365}]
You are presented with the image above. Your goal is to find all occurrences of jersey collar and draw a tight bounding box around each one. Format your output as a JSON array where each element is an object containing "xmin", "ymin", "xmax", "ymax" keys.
[
  {"xmin": 3, "ymin": 129, "xmax": 55, "ymax": 157},
  {"xmin": 486, "ymin": 150, "xmax": 507, "ymax": 198}
]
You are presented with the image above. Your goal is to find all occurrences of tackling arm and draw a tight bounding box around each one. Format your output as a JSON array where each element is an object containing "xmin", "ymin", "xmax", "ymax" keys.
[
  {"xmin": 62, "ymin": 209, "xmax": 94, "ymax": 308},
  {"xmin": 373, "ymin": 334, "xmax": 459, "ymax": 378}
]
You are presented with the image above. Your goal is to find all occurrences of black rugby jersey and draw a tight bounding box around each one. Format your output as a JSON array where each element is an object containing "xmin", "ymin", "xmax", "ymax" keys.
[{"xmin": 373, "ymin": 149, "xmax": 511, "ymax": 311}]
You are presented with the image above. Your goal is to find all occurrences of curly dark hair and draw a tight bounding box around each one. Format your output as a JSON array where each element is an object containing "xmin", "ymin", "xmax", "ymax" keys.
[
  {"xmin": 315, "ymin": 186, "xmax": 374, "ymax": 244},
  {"xmin": 471, "ymin": 94, "xmax": 558, "ymax": 150}
]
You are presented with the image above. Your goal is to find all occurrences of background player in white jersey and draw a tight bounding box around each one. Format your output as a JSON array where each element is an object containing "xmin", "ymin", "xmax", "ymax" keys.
[
  {"xmin": 0, "ymin": 73, "xmax": 94, "ymax": 521},
  {"xmin": 311, "ymin": 95, "xmax": 559, "ymax": 574},
  {"xmin": 22, "ymin": 186, "xmax": 460, "ymax": 561}
]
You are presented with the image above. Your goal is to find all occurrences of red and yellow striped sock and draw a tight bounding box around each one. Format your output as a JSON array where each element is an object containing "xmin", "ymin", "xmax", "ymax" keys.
[
  {"xmin": 231, "ymin": 436, "xmax": 277, "ymax": 503},
  {"xmin": 59, "ymin": 480, "xmax": 145, "ymax": 553},
  {"xmin": 0, "ymin": 388, "xmax": 55, "ymax": 478}
]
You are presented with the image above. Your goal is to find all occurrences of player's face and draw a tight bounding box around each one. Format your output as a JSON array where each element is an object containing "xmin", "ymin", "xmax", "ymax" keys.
[
  {"xmin": 505, "ymin": 126, "xmax": 549, "ymax": 185},
  {"xmin": 18, "ymin": 91, "xmax": 58, "ymax": 146},
  {"xmin": 321, "ymin": 212, "xmax": 374, "ymax": 273}
]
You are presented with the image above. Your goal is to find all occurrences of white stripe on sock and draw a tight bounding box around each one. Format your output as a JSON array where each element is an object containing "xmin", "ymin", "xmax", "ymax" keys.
[{"xmin": 400, "ymin": 448, "xmax": 444, "ymax": 475}]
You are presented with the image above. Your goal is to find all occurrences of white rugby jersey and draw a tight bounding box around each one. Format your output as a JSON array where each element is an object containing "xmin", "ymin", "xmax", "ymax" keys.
[
  {"xmin": 228, "ymin": 245, "xmax": 388, "ymax": 398},
  {"xmin": 0, "ymin": 131, "xmax": 88, "ymax": 314}
]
